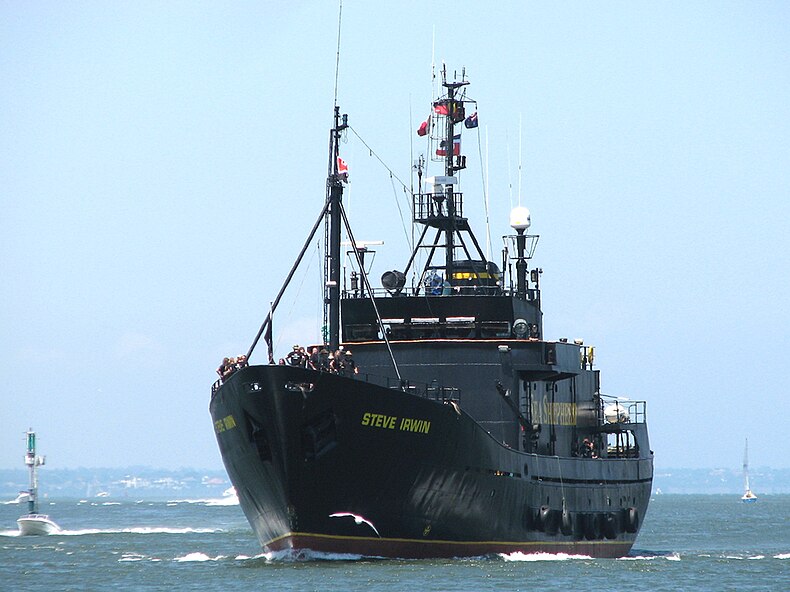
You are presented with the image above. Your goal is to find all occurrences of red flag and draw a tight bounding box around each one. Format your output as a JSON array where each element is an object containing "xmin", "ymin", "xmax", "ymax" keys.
[
  {"xmin": 433, "ymin": 102, "xmax": 449, "ymax": 116},
  {"xmin": 337, "ymin": 157, "xmax": 349, "ymax": 181},
  {"xmin": 417, "ymin": 119, "xmax": 430, "ymax": 136}
]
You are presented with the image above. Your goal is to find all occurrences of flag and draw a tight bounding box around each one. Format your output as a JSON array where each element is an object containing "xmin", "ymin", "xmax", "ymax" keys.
[
  {"xmin": 464, "ymin": 111, "xmax": 478, "ymax": 129},
  {"xmin": 449, "ymin": 101, "xmax": 465, "ymax": 123},
  {"xmin": 417, "ymin": 118, "xmax": 430, "ymax": 136},
  {"xmin": 436, "ymin": 134, "xmax": 461, "ymax": 157},
  {"xmin": 264, "ymin": 310, "xmax": 274, "ymax": 364},
  {"xmin": 433, "ymin": 102, "xmax": 449, "ymax": 116},
  {"xmin": 337, "ymin": 157, "xmax": 349, "ymax": 181}
]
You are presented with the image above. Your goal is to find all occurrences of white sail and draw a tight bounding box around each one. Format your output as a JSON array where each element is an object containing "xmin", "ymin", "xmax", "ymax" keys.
[{"xmin": 741, "ymin": 438, "xmax": 757, "ymax": 502}]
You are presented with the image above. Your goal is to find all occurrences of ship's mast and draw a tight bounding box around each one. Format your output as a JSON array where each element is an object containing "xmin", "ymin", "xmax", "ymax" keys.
[
  {"xmin": 441, "ymin": 70, "xmax": 468, "ymax": 279},
  {"xmin": 743, "ymin": 438, "xmax": 751, "ymax": 492},
  {"xmin": 399, "ymin": 67, "xmax": 495, "ymax": 293},
  {"xmin": 325, "ymin": 106, "xmax": 348, "ymax": 351}
]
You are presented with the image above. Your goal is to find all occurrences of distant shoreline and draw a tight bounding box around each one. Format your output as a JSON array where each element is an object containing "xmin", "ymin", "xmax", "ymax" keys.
[{"xmin": 2, "ymin": 466, "xmax": 790, "ymax": 497}]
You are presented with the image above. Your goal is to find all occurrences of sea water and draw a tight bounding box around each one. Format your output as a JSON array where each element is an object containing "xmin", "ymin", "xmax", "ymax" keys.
[{"xmin": 1, "ymin": 494, "xmax": 787, "ymax": 591}]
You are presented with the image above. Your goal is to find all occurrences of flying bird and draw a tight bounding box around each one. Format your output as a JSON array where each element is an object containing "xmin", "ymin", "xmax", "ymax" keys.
[{"xmin": 329, "ymin": 512, "xmax": 381, "ymax": 537}]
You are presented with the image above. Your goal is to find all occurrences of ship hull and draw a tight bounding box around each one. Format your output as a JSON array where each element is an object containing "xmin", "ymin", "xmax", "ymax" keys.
[
  {"xmin": 211, "ymin": 364, "xmax": 652, "ymax": 559},
  {"xmin": 17, "ymin": 514, "xmax": 60, "ymax": 536}
]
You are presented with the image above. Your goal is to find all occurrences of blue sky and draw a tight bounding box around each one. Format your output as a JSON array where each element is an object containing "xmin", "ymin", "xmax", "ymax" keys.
[{"xmin": 2, "ymin": 1, "xmax": 788, "ymax": 471}]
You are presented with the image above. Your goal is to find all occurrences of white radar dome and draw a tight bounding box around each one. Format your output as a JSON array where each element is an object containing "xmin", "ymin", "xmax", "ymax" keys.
[{"xmin": 510, "ymin": 206, "xmax": 531, "ymax": 231}]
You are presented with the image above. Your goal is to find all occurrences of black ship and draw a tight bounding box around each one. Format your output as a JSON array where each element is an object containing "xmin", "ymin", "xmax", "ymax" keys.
[{"xmin": 210, "ymin": 69, "xmax": 653, "ymax": 559}]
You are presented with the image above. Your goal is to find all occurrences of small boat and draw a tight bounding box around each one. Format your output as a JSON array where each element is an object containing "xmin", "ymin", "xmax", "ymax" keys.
[
  {"xmin": 741, "ymin": 438, "xmax": 757, "ymax": 503},
  {"xmin": 17, "ymin": 513, "xmax": 60, "ymax": 536},
  {"xmin": 17, "ymin": 429, "xmax": 60, "ymax": 535}
]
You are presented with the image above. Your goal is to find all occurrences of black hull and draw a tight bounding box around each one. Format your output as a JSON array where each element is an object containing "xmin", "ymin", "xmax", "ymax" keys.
[{"xmin": 211, "ymin": 364, "xmax": 652, "ymax": 559}]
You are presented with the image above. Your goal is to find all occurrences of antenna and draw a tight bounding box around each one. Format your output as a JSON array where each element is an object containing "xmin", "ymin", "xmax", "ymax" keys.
[
  {"xmin": 431, "ymin": 26, "xmax": 436, "ymax": 91},
  {"xmin": 485, "ymin": 126, "xmax": 491, "ymax": 259},
  {"xmin": 518, "ymin": 113, "xmax": 523, "ymax": 207},
  {"xmin": 333, "ymin": 1, "xmax": 343, "ymax": 109},
  {"xmin": 506, "ymin": 130, "xmax": 513, "ymax": 210}
]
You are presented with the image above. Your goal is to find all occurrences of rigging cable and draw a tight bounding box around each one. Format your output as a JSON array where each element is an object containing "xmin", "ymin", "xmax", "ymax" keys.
[
  {"xmin": 247, "ymin": 200, "xmax": 331, "ymax": 360},
  {"xmin": 348, "ymin": 126, "xmax": 413, "ymax": 248},
  {"xmin": 474, "ymin": 108, "xmax": 493, "ymax": 260},
  {"xmin": 338, "ymin": 202, "xmax": 402, "ymax": 382},
  {"xmin": 408, "ymin": 95, "xmax": 415, "ymax": 255},
  {"xmin": 273, "ymin": 235, "xmax": 320, "ymax": 353},
  {"xmin": 555, "ymin": 454, "xmax": 568, "ymax": 528}
]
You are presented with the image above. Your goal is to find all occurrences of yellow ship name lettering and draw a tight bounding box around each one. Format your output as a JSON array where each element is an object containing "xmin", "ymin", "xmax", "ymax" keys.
[
  {"xmin": 399, "ymin": 417, "xmax": 431, "ymax": 434},
  {"xmin": 214, "ymin": 415, "xmax": 237, "ymax": 434},
  {"xmin": 361, "ymin": 412, "xmax": 431, "ymax": 434},
  {"xmin": 361, "ymin": 412, "xmax": 397, "ymax": 429}
]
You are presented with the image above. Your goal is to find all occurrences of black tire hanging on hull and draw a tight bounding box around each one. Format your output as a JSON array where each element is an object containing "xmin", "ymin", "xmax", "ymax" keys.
[
  {"xmin": 584, "ymin": 513, "xmax": 602, "ymax": 540},
  {"xmin": 603, "ymin": 512, "xmax": 620, "ymax": 539},
  {"xmin": 540, "ymin": 506, "xmax": 559, "ymax": 535},
  {"xmin": 573, "ymin": 513, "xmax": 586, "ymax": 540},
  {"xmin": 523, "ymin": 506, "xmax": 535, "ymax": 530},
  {"xmin": 560, "ymin": 509, "xmax": 573, "ymax": 536},
  {"xmin": 623, "ymin": 507, "xmax": 639, "ymax": 533}
]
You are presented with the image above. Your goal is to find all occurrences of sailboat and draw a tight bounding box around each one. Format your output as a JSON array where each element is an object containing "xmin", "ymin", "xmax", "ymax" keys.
[
  {"xmin": 741, "ymin": 438, "xmax": 757, "ymax": 503},
  {"xmin": 17, "ymin": 429, "xmax": 60, "ymax": 535}
]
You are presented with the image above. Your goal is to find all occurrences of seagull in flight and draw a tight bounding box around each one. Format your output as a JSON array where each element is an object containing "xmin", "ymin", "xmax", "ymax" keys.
[{"xmin": 329, "ymin": 512, "xmax": 381, "ymax": 537}]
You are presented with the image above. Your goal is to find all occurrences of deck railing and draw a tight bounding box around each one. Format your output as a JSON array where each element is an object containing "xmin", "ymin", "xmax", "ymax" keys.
[{"xmin": 211, "ymin": 369, "xmax": 461, "ymax": 405}]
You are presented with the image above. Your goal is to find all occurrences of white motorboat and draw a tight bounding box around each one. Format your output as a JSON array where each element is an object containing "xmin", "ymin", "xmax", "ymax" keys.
[{"xmin": 17, "ymin": 513, "xmax": 60, "ymax": 536}]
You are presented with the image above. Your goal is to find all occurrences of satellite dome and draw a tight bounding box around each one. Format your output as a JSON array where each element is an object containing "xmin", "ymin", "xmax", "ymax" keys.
[{"xmin": 510, "ymin": 206, "xmax": 531, "ymax": 231}]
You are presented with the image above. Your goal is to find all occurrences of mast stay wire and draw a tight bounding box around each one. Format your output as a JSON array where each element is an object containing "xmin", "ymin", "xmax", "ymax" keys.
[
  {"xmin": 338, "ymin": 202, "xmax": 402, "ymax": 382},
  {"xmin": 247, "ymin": 199, "xmax": 331, "ymax": 360},
  {"xmin": 408, "ymin": 95, "xmax": 415, "ymax": 256},
  {"xmin": 347, "ymin": 126, "xmax": 413, "ymax": 248},
  {"xmin": 273, "ymin": 236, "xmax": 320, "ymax": 352},
  {"xmin": 473, "ymin": 107, "xmax": 493, "ymax": 261}
]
